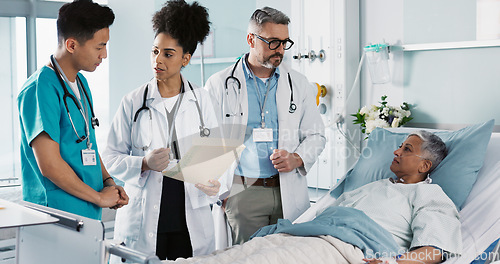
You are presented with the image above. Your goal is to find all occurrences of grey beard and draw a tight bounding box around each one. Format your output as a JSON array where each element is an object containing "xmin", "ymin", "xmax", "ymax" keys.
[{"xmin": 261, "ymin": 55, "xmax": 283, "ymax": 69}]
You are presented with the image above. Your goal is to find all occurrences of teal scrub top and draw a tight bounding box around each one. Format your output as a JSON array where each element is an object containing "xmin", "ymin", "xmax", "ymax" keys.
[{"xmin": 17, "ymin": 66, "xmax": 103, "ymax": 220}]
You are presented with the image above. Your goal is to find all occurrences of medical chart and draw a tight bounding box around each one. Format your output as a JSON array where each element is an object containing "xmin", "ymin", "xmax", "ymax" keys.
[{"xmin": 162, "ymin": 138, "xmax": 245, "ymax": 185}]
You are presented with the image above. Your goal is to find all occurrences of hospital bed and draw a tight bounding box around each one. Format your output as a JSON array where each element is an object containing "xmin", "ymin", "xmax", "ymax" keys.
[
  {"xmin": 294, "ymin": 125, "xmax": 500, "ymax": 264},
  {"xmin": 1, "ymin": 125, "xmax": 499, "ymax": 264},
  {"xmin": 164, "ymin": 123, "xmax": 500, "ymax": 264}
]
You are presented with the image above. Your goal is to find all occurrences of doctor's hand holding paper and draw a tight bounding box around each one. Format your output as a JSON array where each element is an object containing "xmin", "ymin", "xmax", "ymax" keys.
[
  {"xmin": 102, "ymin": 1, "xmax": 220, "ymax": 262},
  {"xmin": 144, "ymin": 146, "xmax": 222, "ymax": 197}
]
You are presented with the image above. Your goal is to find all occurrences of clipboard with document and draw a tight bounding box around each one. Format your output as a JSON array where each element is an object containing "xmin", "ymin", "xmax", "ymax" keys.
[{"xmin": 162, "ymin": 138, "xmax": 245, "ymax": 185}]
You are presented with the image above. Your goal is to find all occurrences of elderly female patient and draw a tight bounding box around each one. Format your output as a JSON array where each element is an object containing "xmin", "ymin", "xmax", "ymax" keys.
[
  {"xmin": 165, "ymin": 131, "xmax": 461, "ymax": 264},
  {"xmin": 342, "ymin": 130, "xmax": 461, "ymax": 264}
]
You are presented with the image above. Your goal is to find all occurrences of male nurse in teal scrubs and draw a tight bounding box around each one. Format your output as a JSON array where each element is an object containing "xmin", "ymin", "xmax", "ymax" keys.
[{"xmin": 17, "ymin": 0, "xmax": 128, "ymax": 220}]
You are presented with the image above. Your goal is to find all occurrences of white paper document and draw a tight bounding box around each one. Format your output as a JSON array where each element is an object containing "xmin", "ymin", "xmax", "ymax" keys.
[{"xmin": 162, "ymin": 138, "xmax": 245, "ymax": 185}]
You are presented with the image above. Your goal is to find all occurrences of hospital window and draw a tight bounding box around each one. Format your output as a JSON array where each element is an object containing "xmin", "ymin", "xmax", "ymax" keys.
[
  {"xmin": 0, "ymin": 1, "xmax": 111, "ymax": 201},
  {"xmin": 0, "ymin": 17, "xmax": 25, "ymax": 195}
]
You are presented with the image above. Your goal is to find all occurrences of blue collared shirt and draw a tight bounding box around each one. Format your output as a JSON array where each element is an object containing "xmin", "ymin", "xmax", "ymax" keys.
[{"xmin": 234, "ymin": 57, "xmax": 280, "ymax": 178}]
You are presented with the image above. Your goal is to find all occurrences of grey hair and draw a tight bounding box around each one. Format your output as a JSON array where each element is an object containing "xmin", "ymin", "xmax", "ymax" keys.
[
  {"xmin": 247, "ymin": 7, "xmax": 290, "ymax": 34},
  {"xmin": 408, "ymin": 130, "xmax": 448, "ymax": 174}
]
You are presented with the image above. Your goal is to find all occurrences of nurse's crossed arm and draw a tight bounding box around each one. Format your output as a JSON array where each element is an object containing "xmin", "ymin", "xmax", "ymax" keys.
[
  {"xmin": 100, "ymin": 156, "xmax": 129, "ymax": 209},
  {"xmin": 31, "ymin": 132, "xmax": 125, "ymax": 208}
]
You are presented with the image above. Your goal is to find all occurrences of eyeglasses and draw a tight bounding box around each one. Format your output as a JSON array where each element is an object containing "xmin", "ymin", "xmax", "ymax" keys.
[{"xmin": 253, "ymin": 34, "xmax": 294, "ymax": 50}]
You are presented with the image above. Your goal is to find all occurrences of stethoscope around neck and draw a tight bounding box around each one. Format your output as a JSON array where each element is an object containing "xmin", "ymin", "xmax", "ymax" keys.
[
  {"xmin": 50, "ymin": 55, "xmax": 99, "ymax": 145},
  {"xmin": 224, "ymin": 57, "xmax": 297, "ymax": 117},
  {"xmin": 131, "ymin": 80, "xmax": 210, "ymax": 151}
]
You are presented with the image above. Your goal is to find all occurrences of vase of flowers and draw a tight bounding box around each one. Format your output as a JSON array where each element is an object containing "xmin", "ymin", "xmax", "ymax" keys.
[{"xmin": 352, "ymin": 95, "xmax": 412, "ymax": 135}]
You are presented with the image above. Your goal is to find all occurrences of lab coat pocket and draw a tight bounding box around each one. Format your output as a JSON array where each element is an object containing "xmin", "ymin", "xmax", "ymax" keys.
[
  {"xmin": 116, "ymin": 184, "xmax": 144, "ymax": 241},
  {"xmin": 189, "ymin": 205, "xmax": 213, "ymax": 240},
  {"xmin": 186, "ymin": 183, "xmax": 208, "ymax": 210},
  {"xmin": 294, "ymin": 173, "xmax": 309, "ymax": 210}
]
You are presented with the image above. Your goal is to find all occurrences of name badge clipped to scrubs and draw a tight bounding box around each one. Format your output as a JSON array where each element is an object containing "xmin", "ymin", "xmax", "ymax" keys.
[
  {"xmin": 253, "ymin": 128, "xmax": 273, "ymax": 142},
  {"xmin": 81, "ymin": 149, "xmax": 97, "ymax": 166}
]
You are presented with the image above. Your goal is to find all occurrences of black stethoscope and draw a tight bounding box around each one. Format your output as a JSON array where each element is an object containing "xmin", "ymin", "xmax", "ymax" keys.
[
  {"xmin": 132, "ymin": 80, "xmax": 210, "ymax": 151},
  {"xmin": 224, "ymin": 56, "xmax": 297, "ymax": 117},
  {"xmin": 50, "ymin": 55, "xmax": 99, "ymax": 144}
]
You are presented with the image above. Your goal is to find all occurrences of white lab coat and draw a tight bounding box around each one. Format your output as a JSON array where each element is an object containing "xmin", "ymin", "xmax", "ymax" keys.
[
  {"xmin": 204, "ymin": 56, "xmax": 326, "ymax": 249},
  {"xmin": 103, "ymin": 76, "xmax": 218, "ymax": 262}
]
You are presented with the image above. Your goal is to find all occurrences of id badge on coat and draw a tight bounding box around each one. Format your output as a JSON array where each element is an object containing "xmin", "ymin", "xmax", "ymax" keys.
[
  {"xmin": 253, "ymin": 128, "xmax": 273, "ymax": 142},
  {"xmin": 82, "ymin": 149, "xmax": 97, "ymax": 166}
]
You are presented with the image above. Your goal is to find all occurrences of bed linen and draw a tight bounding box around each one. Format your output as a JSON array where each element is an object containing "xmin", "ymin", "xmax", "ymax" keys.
[
  {"xmin": 251, "ymin": 206, "xmax": 399, "ymax": 256},
  {"xmin": 163, "ymin": 233, "xmax": 364, "ymax": 264},
  {"xmin": 161, "ymin": 128, "xmax": 499, "ymax": 264},
  {"xmin": 252, "ymin": 178, "xmax": 461, "ymax": 258}
]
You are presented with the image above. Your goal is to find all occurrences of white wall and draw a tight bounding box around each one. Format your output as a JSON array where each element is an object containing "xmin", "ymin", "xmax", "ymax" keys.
[
  {"xmin": 107, "ymin": 0, "xmax": 257, "ymax": 119},
  {"xmin": 256, "ymin": 0, "xmax": 290, "ymax": 18},
  {"xmin": 107, "ymin": 0, "xmax": 156, "ymax": 119},
  {"xmin": 359, "ymin": 0, "xmax": 404, "ymax": 109},
  {"xmin": 359, "ymin": 0, "xmax": 500, "ymax": 131}
]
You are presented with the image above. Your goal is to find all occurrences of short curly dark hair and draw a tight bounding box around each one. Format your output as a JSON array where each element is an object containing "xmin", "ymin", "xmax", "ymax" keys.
[
  {"xmin": 57, "ymin": 0, "xmax": 115, "ymax": 44},
  {"xmin": 152, "ymin": 0, "xmax": 210, "ymax": 55}
]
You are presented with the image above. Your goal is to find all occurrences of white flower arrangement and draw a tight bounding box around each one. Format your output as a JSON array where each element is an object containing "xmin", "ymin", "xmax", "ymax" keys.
[{"xmin": 352, "ymin": 95, "xmax": 412, "ymax": 135}]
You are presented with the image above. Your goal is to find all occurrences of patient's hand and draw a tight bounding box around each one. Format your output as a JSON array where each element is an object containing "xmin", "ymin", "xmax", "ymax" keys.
[
  {"xmin": 363, "ymin": 258, "xmax": 386, "ymax": 264},
  {"xmin": 363, "ymin": 246, "xmax": 443, "ymax": 264},
  {"xmin": 195, "ymin": 179, "xmax": 221, "ymax": 197}
]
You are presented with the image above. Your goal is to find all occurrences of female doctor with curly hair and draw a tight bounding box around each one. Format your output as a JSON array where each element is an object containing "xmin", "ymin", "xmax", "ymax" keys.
[{"xmin": 103, "ymin": 0, "xmax": 220, "ymax": 261}]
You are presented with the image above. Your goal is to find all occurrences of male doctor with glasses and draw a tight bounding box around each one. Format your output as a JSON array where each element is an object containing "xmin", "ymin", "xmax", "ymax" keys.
[{"xmin": 205, "ymin": 6, "xmax": 326, "ymax": 248}]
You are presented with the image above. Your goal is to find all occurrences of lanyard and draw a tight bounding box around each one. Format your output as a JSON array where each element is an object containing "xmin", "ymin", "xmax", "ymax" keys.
[
  {"xmin": 160, "ymin": 83, "xmax": 184, "ymax": 159},
  {"xmin": 250, "ymin": 71, "xmax": 273, "ymax": 129},
  {"xmin": 51, "ymin": 57, "xmax": 92, "ymax": 150},
  {"xmin": 165, "ymin": 93, "xmax": 183, "ymax": 149}
]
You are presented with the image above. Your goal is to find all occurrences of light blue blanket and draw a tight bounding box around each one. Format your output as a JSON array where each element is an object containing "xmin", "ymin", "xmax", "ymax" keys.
[{"xmin": 251, "ymin": 206, "xmax": 399, "ymax": 256}]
